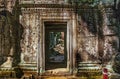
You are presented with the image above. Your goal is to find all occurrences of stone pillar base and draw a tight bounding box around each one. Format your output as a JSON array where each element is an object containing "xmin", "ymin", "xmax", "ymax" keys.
[
  {"xmin": 0, "ymin": 67, "xmax": 16, "ymax": 78},
  {"xmin": 77, "ymin": 62, "xmax": 102, "ymax": 76}
]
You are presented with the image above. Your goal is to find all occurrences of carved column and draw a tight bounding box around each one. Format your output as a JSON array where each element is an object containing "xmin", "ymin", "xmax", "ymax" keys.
[
  {"xmin": 19, "ymin": 9, "xmax": 39, "ymax": 71},
  {"xmin": 72, "ymin": 12, "xmax": 77, "ymax": 74}
]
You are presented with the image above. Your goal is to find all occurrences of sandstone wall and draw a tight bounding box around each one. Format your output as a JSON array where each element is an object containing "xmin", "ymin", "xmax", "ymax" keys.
[
  {"xmin": 0, "ymin": 0, "xmax": 119, "ymax": 69},
  {"xmin": 76, "ymin": 7, "xmax": 119, "ymax": 64}
]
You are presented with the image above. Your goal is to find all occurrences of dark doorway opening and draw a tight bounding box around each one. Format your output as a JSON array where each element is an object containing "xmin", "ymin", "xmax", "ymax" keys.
[{"xmin": 45, "ymin": 23, "xmax": 67, "ymax": 70}]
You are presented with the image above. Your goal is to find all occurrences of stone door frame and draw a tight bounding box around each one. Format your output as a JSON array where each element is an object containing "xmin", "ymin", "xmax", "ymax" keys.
[{"xmin": 38, "ymin": 16, "xmax": 76, "ymax": 75}]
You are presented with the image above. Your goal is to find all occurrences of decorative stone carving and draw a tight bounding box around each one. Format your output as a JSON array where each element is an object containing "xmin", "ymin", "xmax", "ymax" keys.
[
  {"xmin": 20, "ymin": 13, "xmax": 39, "ymax": 63},
  {"xmin": 20, "ymin": 7, "xmax": 72, "ymax": 64}
]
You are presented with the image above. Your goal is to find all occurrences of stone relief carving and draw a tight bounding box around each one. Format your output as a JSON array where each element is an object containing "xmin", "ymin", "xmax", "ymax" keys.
[
  {"xmin": 20, "ymin": 8, "xmax": 72, "ymax": 64},
  {"xmin": 20, "ymin": 13, "xmax": 39, "ymax": 63},
  {"xmin": 21, "ymin": 8, "xmax": 71, "ymax": 17}
]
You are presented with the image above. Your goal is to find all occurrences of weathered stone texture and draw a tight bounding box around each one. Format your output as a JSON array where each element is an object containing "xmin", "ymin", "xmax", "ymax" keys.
[
  {"xmin": 20, "ymin": 0, "xmax": 65, "ymax": 4},
  {"xmin": 103, "ymin": 36, "xmax": 119, "ymax": 61},
  {"xmin": 0, "ymin": 0, "xmax": 119, "ymax": 76},
  {"xmin": 77, "ymin": 7, "xmax": 119, "ymax": 64},
  {"xmin": 77, "ymin": 37, "xmax": 98, "ymax": 62},
  {"xmin": 0, "ymin": 11, "xmax": 23, "ymax": 67},
  {"xmin": 103, "ymin": 8, "xmax": 117, "ymax": 35},
  {"xmin": 20, "ymin": 13, "xmax": 39, "ymax": 63},
  {"xmin": 19, "ymin": 7, "xmax": 72, "ymax": 65}
]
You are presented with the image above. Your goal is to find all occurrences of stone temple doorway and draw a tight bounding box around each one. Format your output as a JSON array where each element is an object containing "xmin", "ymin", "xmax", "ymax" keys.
[
  {"xmin": 45, "ymin": 23, "xmax": 67, "ymax": 71},
  {"xmin": 40, "ymin": 20, "xmax": 74, "ymax": 75}
]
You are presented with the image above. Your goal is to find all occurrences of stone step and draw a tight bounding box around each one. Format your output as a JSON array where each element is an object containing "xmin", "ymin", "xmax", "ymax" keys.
[
  {"xmin": 0, "ymin": 68, "xmax": 16, "ymax": 78},
  {"xmin": 78, "ymin": 67, "xmax": 100, "ymax": 69},
  {"xmin": 77, "ymin": 63, "xmax": 101, "ymax": 70},
  {"xmin": 77, "ymin": 62, "xmax": 102, "ymax": 76},
  {"xmin": 78, "ymin": 63, "xmax": 100, "ymax": 67}
]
